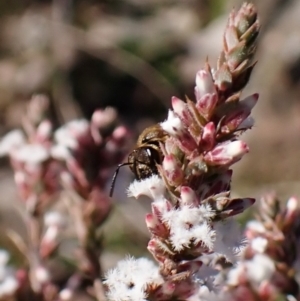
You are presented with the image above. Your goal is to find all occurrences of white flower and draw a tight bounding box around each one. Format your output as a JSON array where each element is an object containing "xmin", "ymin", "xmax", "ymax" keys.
[
  {"xmin": 160, "ymin": 110, "xmax": 185, "ymax": 136},
  {"xmin": 44, "ymin": 211, "xmax": 65, "ymax": 228},
  {"xmin": 194, "ymin": 263, "xmax": 220, "ymax": 296},
  {"xmin": 0, "ymin": 130, "xmax": 25, "ymax": 156},
  {"xmin": 0, "ymin": 251, "xmax": 9, "ymax": 266},
  {"xmin": 212, "ymin": 219, "xmax": 246, "ymax": 263},
  {"xmin": 227, "ymin": 254, "xmax": 275, "ymax": 288},
  {"xmin": 12, "ymin": 144, "xmax": 49, "ymax": 165},
  {"xmin": 59, "ymin": 288, "xmax": 73, "ymax": 300},
  {"xmin": 195, "ymin": 264, "xmax": 219, "ymax": 282},
  {"xmin": 127, "ymin": 175, "xmax": 165, "ymax": 200},
  {"xmin": 162, "ymin": 205, "xmax": 216, "ymax": 251},
  {"xmin": 251, "ymin": 237, "xmax": 268, "ymax": 253},
  {"xmin": 92, "ymin": 107, "xmax": 117, "ymax": 129},
  {"xmin": 104, "ymin": 257, "xmax": 163, "ymax": 301},
  {"xmin": 36, "ymin": 120, "xmax": 52, "ymax": 140},
  {"xmin": 34, "ymin": 266, "xmax": 50, "ymax": 284},
  {"xmin": 0, "ymin": 275, "xmax": 18, "ymax": 297},
  {"xmin": 287, "ymin": 196, "xmax": 299, "ymax": 212},
  {"xmin": 0, "ymin": 250, "xmax": 18, "ymax": 297},
  {"xmin": 54, "ymin": 119, "xmax": 89, "ymax": 149},
  {"xmin": 245, "ymin": 254, "xmax": 275, "ymax": 286},
  {"xmin": 188, "ymin": 283, "xmax": 221, "ymax": 301},
  {"xmin": 246, "ymin": 220, "xmax": 266, "ymax": 234},
  {"xmin": 50, "ymin": 145, "xmax": 71, "ymax": 160},
  {"xmin": 42, "ymin": 212, "xmax": 66, "ymax": 245}
]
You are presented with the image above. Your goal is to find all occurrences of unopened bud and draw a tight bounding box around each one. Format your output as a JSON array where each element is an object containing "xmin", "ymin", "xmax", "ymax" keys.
[
  {"xmin": 34, "ymin": 266, "xmax": 50, "ymax": 284},
  {"xmin": 171, "ymin": 97, "xmax": 192, "ymax": 125},
  {"xmin": 223, "ymin": 197, "xmax": 255, "ymax": 217},
  {"xmin": 162, "ymin": 154, "xmax": 184, "ymax": 185},
  {"xmin": 152, "ymin": 200, "xmax": 172, "ymax": 217},
  {"xmin": 200, "ymin": 122, "xmax": 216, "ymax": 150},
  {"xmin": 0, "ymin": 130, "xmax": 25, "ymax": 157},
  {"xmin": 36, "ymin": 120, "xmax": 52, "ymax": 143},
  {"xmin": 91, "ymin": 108, "xmax": 117, "ymax": 130},
  {"xmin": 195, "ymin": 70, "xmax": 216, "ymax": 100},
  {"xmin": 145, "ymin": 214, "xmax": 168, "ymax": 238},
  {"xmin": 195, "ymin": 93, "xmax": 218, "ymax": 118},
  {"xmin": 204, "ymin": 140, "xmax": 249, "ymax": 166},
  {"xmin": 180, "ymin": 186, "xmax": 197, "ymax": 206}
]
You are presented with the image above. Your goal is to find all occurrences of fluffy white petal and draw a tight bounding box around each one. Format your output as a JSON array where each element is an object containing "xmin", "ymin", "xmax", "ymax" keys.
[
  {"xmin": 127, "ymin": 175, "xmax": 165, "ymax": 200},
  {"xmin": 104, "ymin": 257, "xmax": 163, "ymax": 301}
]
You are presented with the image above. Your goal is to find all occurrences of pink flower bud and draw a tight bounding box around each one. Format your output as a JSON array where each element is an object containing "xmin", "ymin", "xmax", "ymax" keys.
[
  {"xmin": 145, "ymin": 213, "xmax": 158, "ymax": 229},
  {"xmin": 152, "ymin": 200, "xmax": 172, "ymax": 217},
  {"xmin": 145, "ymin": 213, "xmax": 169, "ymax": 238},
  {"xmin": 91, "ymin": 107, "xmax": 117, "ymax": 130},
  {"xmin": 204, "ymin": 140, "xmax": 249, "ymax": 166},
  {"xmin": 36, "ymin": 120, "xmax": 52, "ymax": 143},
  {"xmin": 222, "ymin": 111, "xmax": 247, "ymax": 134},
  {"xmin": 286, "ymin": 196, "xmax": 298, "ymax": 213},
  {"xmin": 242, "ymin": 93, "xmax": 259, "ymax": 110},
  {"xmin": 164, "ymin": 137, "xmax": 179, "ymax": 156},
  {"xmin": 180, "ymin": 186, "xmax": 197, "ymax": 206},
  {"xmin": 162, "ymin": 154, "xmax": 184, "ymax": 185},
  {"xmin": 0, "ymin": 130, "xmax": 25, "ymax": 157},
  {"xmin": 200, "ymin": 122, "xmax": 216, "ymax": 151},
  {"xmin": 34, "ymin": 265, "xmax": 50, "ymax": 285},
  {"xmin": 177, "ymin": 133, "xmax": 198, "ymax": 154},
  {"xmin": 224, "ymin": 197, "xmax": 256, "ymax": 217},
  {"xmin": 161, "ymin": 111, "xmax": 197, "ymax": 154},
  {"xmin": 112, "ymin": 126, "xmax": 130, "ymax": 146},
  {"xmin": 195, "ymin": 93, "xmax": 218, "ymax": 118},
  {"xmin": 221, "ymin": 94, "xmax": 258, "ymax": 133},
  {"xmin": 195, "ymin": 70, "xmax": 216, "ymax": 100},
  {"xmin": 171, "ymin": 96, "xmax": 193, "ymax": 125},
  {"xmin": 285, "ymin": 197, "xmax": 299, "ymax": 225}
]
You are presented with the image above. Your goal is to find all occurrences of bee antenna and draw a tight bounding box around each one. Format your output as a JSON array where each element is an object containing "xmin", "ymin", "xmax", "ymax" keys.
[{"xmin": 109, "ymin": 162, "xmax": 131, "ymax": 197}]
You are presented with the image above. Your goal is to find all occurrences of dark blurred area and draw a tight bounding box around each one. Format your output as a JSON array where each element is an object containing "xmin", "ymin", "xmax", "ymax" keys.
[
  {"xmin": 1, "ymin": 0, "xmax": 300, "ymax": 267},
  {"xmin": 0, "ymin": 0, "xmax": 223, "ymax": 131}
]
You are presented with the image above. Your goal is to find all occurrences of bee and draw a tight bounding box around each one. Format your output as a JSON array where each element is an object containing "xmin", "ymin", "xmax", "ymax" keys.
[{"xmin": 109, "ymin": 124, "xmax": 168, "ymax": 197}]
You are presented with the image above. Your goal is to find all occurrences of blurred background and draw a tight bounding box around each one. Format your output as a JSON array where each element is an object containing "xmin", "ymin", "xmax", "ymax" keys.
[{"xmin": 0, "ymin": 0, "xmax": 300, "ymax": 268}]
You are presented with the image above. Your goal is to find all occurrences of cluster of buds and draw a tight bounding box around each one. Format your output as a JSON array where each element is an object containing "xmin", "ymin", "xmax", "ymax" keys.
[
  {"xmin": 0, "ymin": 95, "xmax": 59, "ymax": 213},
  {"xmin": 225, "ymin": 194, "xmax": 300, "ymax": 300},
  {"xmin": 105, "ymin": 3, "xmax": 261, "ymax": 301},
  {"xmin": 52, "ymin": 107, "xmax": 129, "ymax": 232},
  {"xmin": 0, "ymin": 95, "xmax": 130, "ymax": 300},
  {"xmin": 52, "ymin": 106, "xmax": 130, "ymax": 282}
]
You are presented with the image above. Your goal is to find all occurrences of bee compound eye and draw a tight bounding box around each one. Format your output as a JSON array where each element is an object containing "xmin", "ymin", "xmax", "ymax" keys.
[{"xmin": 146, "ymin": 149, "xmax": 152, "ymax": 156}]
